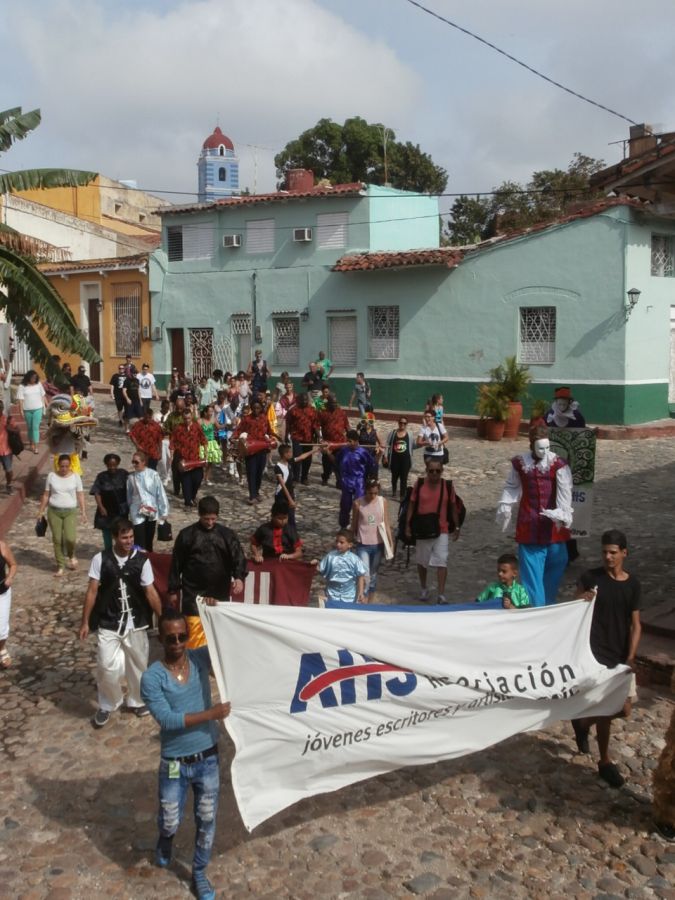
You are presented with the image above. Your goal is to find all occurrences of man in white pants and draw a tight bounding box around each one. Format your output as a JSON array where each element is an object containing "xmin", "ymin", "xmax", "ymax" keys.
[{"xmin": 79, "ymin": 517, "xmax": 161, "ymax": 728}]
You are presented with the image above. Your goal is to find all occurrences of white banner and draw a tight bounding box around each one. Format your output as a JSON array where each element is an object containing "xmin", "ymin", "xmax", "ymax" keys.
[{"xmin": 199, "ymin": 601, "xmax": 630, "ymax": 831}]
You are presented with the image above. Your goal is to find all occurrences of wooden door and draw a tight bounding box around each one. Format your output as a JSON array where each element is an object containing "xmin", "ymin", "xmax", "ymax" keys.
[{"xmin": 169, "ymin": 328, "xmax": 185, "ymax": 377}]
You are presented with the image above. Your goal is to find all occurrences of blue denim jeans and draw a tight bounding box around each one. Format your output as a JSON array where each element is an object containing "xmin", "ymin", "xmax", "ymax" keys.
[
  {"xmin": 356, "ymin": 543, "xmax": 383, "ymax": 595},
  {"xmin": 157, "ymin": 753, "xmax": 219, "ymax": 875}
]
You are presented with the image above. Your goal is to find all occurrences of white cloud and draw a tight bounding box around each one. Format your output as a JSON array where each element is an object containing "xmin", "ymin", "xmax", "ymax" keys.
[{"xmin": 1, "ymin": 0, "xmax": 422, "ymax": 196}]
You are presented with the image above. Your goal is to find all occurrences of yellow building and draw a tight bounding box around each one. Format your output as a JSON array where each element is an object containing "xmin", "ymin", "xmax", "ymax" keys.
[
  {"xmin": 37, "ymin": 254, "xmax": 154, "ymax": 383},
  {"xmin": 15, "ymin": 174, "xmax": 169, "ymax": 234}
]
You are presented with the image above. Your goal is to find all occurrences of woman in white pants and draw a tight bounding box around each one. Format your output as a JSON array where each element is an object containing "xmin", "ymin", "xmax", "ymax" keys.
[{"xmin": 0, "ymin": 539, "xmax": 18, "ymax": 668}]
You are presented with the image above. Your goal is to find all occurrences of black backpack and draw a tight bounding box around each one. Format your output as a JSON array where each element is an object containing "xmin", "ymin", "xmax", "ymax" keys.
[{"xmin": 396, "ymin": 478, "xmax": 466, "ymax": 550}]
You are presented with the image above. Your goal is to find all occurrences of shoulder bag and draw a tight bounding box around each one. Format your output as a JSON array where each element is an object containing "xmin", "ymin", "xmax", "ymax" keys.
[{"xmin": 376, "ymin": 496, "xmax": 394, "ymax": 560}]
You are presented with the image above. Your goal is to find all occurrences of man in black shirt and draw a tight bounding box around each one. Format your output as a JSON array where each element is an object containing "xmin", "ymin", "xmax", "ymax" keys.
[
  {"xmin": 168, "ymin": 495, "xmax": 247, "ymax": 648},
  {"xmin": 571, "ymin": 529, "xmax": 641, "ymax": 788},
  {"xmin": 169, "ymin": 379, "xmax": 196, "ymax": 407},
  {"xmin": 71, "ymin": 365, "xmax": 92, "ymax": 397},
  {"xmin": 109, "ymin": 364, "xmax": 127, "ymax": 428},
  {"xmin": 302, "ymin": 361, "xmax": 324, "ymax": 398}
]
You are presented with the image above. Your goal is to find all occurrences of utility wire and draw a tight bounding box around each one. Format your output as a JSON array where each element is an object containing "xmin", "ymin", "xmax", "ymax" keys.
[{"xmin": 403, "ymin": 0, "xmax": 638, "ymax": 125}]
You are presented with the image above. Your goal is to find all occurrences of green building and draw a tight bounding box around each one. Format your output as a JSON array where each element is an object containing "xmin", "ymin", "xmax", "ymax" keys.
[{"xmin": 150, "ymin": 180, "xmax": 675, "ymax": 425}]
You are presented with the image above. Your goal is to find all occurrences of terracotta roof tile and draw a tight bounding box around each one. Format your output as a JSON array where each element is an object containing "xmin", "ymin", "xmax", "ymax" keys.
[
  {"xmin": 38, "ymin": 253, "xmax": 149, "ymax": 275},
  {"xmin": 160, "ymin": 183, "xmax": 365, "ymax": 216},
  {"xmin": 333, "ymin": 247, "xmax": 465, "ymax": 272},
  {"xmin": 333, "ymin": 199, "xmax": 646, "ymax": 274},
  {"xmin": 591, "ymin": 139, "xmax": 675, "ymax": 187}
]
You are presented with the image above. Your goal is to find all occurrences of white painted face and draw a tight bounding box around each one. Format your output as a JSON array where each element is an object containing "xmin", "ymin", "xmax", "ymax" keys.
[
  {"xmin": 533, "ymin": 438, "xmax": 550, "ymax": 459},
  {"xmin": 554, "ymin": 398, "xmax": 570, "ymax": 413}
]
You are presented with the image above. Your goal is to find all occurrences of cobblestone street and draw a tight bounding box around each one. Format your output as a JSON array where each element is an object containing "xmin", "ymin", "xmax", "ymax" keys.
[{"xmin": 1, "ymin": 400, "xmax": 674, "ymax": 899}]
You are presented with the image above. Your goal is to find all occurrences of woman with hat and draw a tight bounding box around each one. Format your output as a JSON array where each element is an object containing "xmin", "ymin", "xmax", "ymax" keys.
[
  {"xmin": 90, "ymin": 453, "xmax": 129, "ymax": 550},
  {"xmin": 545, "ymin": 386, "xmax": 586, "ymax": 428}
]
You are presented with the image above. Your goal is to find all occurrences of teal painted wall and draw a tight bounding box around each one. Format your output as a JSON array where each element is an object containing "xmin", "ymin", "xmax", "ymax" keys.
[
  {"xmin": 366, "ymin": 185, "xmax": 439, "ymax": 251},
  {"xmin": 151, "ymin": 202, "xmax": 672, "ymax": 424}
]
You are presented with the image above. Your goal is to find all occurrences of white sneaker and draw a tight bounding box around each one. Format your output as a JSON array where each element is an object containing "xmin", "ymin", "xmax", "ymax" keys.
[{"xmin": 419, "ymin": 588, "xmax": 429, "ymax": 603}]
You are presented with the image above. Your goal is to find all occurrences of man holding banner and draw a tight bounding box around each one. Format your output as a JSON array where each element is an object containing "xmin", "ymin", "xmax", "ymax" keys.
[{"xmin": 141, "ymin": 609, "xmax": 229, "ymax": 900}]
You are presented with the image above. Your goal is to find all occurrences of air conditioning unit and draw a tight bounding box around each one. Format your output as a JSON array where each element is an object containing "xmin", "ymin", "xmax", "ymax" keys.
[
  {"xmin": 223, "ymin": 234, "xmax": 242, "ymax": 248},
  {"xmin": 293, "ymin": 227, "xmax": 313, "ymax": 242}
]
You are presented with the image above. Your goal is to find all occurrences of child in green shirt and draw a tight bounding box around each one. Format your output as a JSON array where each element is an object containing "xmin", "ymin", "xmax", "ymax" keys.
[{"xmin": 477, "ymin": 553, "xmax": 531, "ymax": 608}]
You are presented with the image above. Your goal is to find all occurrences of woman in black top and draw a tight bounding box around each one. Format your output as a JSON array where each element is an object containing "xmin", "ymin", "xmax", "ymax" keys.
[
  {"xmin": 90, "ymin": 453, "xmax": 129, "ymax": 550},
  {"xmin": 384, "ymin": 416, "xmax": 414, "ymax": 500}
]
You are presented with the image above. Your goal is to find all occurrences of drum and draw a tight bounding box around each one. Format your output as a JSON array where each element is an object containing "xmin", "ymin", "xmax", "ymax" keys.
[
  {"xmin": 237, "ymin": 437, "xmax": 271, "ymax": 457},
  {"xmin": 179, "ymin": 458, "xmax": 206, "ymax": 472}
]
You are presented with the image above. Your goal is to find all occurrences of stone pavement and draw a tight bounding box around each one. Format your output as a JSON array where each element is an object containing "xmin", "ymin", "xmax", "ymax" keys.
[{"xmin": 1, "ymin": 400, "xmax": 674, "ymax": 899}]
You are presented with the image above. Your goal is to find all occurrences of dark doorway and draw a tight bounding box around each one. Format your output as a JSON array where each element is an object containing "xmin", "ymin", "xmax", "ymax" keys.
[
  {"xmin": 87, "ymin": 298, "xmax": 101, "ymax": 381},
  {"xmin": 169, "ymin": 328, "xmax": 185, "ymax": 377}
]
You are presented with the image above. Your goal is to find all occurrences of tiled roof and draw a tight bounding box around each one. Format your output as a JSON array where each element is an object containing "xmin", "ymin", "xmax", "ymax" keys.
[
  {"xmin": 473, "ymin": 197, "xmax": 645, "ymax": 250},
  {"xmin": 333, "ymin": 198, "xmax": 646, "ymax": 273},
  {"xmin": 159, "ymin": 183, "xmax": 366, "ymax": 216},
  {"xmin": 333, "ymin": 247, "xmax": 464, "ymax": 272},
  {"xmin": 591, "ymin": 139, "xmax": 675, "ymax": 188},
  {"xmin": 38, "ymin": 253, "xmax": 149, "ymax": 275}
]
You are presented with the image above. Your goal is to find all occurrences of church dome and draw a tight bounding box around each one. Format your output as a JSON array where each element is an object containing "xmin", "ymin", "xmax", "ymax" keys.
[{"xmin": 202, "ymin": 126, "xmax": 234, "ymax": 151}]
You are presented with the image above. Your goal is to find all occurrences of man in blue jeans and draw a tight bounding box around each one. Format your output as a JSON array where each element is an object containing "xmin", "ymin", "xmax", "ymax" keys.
[{"xmin": 141, "ymin": 610, "xmax": 230, "ymax": 900}]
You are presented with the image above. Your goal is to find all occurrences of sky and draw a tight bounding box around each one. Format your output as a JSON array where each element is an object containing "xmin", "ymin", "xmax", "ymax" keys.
[{"xmin": 2, "ymin": 0, "xmax": 675, "ymax": 207}]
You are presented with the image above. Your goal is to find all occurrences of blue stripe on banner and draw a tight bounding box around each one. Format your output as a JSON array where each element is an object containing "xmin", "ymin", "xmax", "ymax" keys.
[{"xmin": 324, "ymin": 600, "xmax": 504, "ymax": 612}]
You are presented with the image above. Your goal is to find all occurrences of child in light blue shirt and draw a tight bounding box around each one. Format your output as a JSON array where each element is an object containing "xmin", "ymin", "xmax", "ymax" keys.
[{"xmin": 318, "ymin": 529, "xmax": 367, "ymax": 603}]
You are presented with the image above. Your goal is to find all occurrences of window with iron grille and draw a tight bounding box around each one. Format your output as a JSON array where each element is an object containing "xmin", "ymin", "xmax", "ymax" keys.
[
  {"xmin": 328, "ymin": 316, "xmax": 357, "ymax": 366},
  {"xmin": 368, "ymin": 306, "xmax": 399, "ymax": 359},
  {"xmin": 246, "ymin": 218, "xmax": 275, "ymax": 254},
  {"xmin": 231, "ymin": 314, "xmax": 251, "ymax": 336},
  {"xmin": 273, "ymin": 317, "xmax": 300, "ymax": 366},
  {"xmin": 651, "ymin": 234, "xmax": 675, "ymax": 277},
  {"xmin": 518, "ymin": 307, "xmax": 556, "ymax": 364},
  {"xmin": 317, "ymin": 212, "xmax": 349, "ymax": 249},
  {"xmin": 113, "ymin": 283, "xmax": 142, "ymax": 356}
]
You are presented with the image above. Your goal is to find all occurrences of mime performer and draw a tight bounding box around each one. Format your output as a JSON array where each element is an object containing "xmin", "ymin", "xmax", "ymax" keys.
[{"xmin": 496, "ymin": 424, "xmax": 573, "ymax": 607}]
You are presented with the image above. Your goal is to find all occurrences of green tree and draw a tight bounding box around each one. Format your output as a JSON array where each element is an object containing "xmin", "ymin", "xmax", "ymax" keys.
[
  {"xmin": 445, "ymin": 153, "xmax": 606, "ymax": 245},
  {"xmin": 275, "ymin": 116, "xmax": 448, "ymax": 193},
  {"xmin": 0, "ymin": 107, "xmax": 100, "ymax": 376},
  {"xmin": 444, "ymin": 195, "xmax": 492, "ymax": 245}
]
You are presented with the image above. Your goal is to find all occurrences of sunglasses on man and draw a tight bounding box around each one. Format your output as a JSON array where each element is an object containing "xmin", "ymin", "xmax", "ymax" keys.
[{"xmin": 164, "ymin": 632, "xmax": 188, "ymax": 645}]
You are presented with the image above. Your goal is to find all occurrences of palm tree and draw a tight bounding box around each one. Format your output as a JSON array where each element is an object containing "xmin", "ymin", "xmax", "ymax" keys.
[{"xmin": 0, "ymin": 106, "xmax": 100, "ymax": 376}]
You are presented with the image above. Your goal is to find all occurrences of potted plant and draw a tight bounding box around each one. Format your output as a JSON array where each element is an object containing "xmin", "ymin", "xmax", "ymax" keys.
[
  {"xmin": 476, "ymin": 383, "xmax": 510, "ymax": 441},
  {"xmin": 488, "ymin": 356, "xmax": 532, "ymax": 439}
]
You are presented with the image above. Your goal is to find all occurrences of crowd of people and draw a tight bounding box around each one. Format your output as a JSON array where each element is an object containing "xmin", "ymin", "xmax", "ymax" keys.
[{"xmin": 0, "ymin": 354, "xmax": 672, "ymax": 897}]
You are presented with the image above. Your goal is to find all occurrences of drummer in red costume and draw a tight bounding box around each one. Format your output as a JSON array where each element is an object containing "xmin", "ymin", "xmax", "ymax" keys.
[
  {"xmin": 234, "ymin": 398, "xmax": 273, "ymax": 504},
  {"xmin": 496, "ymin": 424, "xmax": 573, "ymax": 607},
  {"xmin": 285, "ymin": 393, "xmax": 319, "ymax": 485},
  {"xmin": 318, "ymin": 394, "xmax": 349, "ymax": 488}
]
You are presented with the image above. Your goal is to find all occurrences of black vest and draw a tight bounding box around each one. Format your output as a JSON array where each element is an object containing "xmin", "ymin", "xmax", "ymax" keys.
[{"xmin": 89, "ymin": 550, "xmax": 152, "ymax": 632}]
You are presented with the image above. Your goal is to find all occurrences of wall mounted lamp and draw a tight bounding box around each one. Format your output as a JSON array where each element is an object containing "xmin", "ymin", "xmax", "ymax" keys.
[
  {"xmin": 300, "ymin": 307, "xmax": 310, "ymax": 322},
  {"xmin": 96, "ymin": 299, "xmax": 104, "ymax": 312},
  {"xmin": 625, "ymin": 287, "xmax": 641, "ymax": 314}
]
